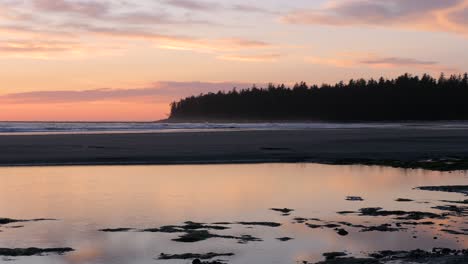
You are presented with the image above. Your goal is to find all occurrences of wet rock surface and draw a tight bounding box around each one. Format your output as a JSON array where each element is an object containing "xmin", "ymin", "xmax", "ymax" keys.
[
  {"xmin": 158, "ymin": 252, "xmax": 234, "ymax": 260},
  {"xmin": 323, "ymin": 252, "xmax": 347, "ymax": 260},
  {"xmin": 99, "ymin": 228, "xmax": 134, "ymax": 232},
  {"xmin": 346, "ymin": 196, "xmax": 364, "ymax": 201},
  {"xmin": 143, "ymin": 221, "xmax": 231, "ymax": 233},
  {"xmin": 0, "ymin": 218, "xmax": 55, "ymax": 225},
  {"xmin": 270, "ymin": 208, "xmax": 294, "ymax": 216},
  {"xmin": 354, "ymin": 207, "xmax": 447, "ymax": 220},
  {"xmin": 309, "ymin": 249, "xmax": 468, "ymax": 264},
  {"xmin": 417, "ymin": 186, "xmax": 468, "ymax": 196},
  {"xmin": 360, "ymin": 224, "xmax": 402, "ymax": 232},
  {"xmin": 0, "ymin": 247, "xmax": 74, "ymax": 257},
  {"xmin": 333, "ymin": 157, "xmax": 468, "ymax": 171},
  {"xmin": 395, "ymin": 198, "xmax": 414, "ymax": 202},
  {"xmin": 276, "ymin": 237, "xmax": 294, "ymax": 241},
  {"xmin": 172, "ymin": 230, "xmax": 262, "ymax": 244},
  {"xmin": 235, "ymin": 222, "xmax": 281, "ymax": 227}
]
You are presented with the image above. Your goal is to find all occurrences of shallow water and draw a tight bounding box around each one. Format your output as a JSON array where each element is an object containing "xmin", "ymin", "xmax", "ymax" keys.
[
  {"xmin": 2, "ymin": 121, "xmax": 468, "ymax": 135},
  {"xmin": 0, "ymin": 164, "xmax": 466, "ymax": 264}
]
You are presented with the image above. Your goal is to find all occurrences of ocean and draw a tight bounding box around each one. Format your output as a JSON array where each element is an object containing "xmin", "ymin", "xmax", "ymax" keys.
[{"xmin": 1, "ymin": 121, "xmax": 468, "ymax": 135}]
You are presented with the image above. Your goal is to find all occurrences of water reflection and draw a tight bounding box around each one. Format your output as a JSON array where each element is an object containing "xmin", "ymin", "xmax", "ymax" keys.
[{"xmin": 0, "ymin": 164, "xmax": 466, "ymax": 264}]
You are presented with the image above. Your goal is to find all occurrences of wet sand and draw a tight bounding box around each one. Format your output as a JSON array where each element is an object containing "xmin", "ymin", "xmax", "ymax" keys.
[{"xmin": 1, "ymin": 128, "xmax": 468, "ymax": 166}]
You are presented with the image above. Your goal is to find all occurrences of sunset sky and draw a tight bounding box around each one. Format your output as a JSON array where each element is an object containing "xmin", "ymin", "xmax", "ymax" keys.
[{"xmin": 1, "ymin": 0, "xmax": 468, "ymax": 121}]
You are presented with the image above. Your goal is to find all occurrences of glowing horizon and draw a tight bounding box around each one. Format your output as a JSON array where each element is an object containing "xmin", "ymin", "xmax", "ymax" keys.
[{"xmin": 1, "ymin": 0, "xmax": 468, "ymax": 121}]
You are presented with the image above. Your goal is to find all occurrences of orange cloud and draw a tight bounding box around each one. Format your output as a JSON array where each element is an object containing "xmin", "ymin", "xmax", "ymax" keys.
[
  {"xmin": 218, "ymin": 53, "xmax": 281, "ymax": 62},
  {"xmin": 0, "ymin": 1, "xmax": 273, "ymax": 59}
]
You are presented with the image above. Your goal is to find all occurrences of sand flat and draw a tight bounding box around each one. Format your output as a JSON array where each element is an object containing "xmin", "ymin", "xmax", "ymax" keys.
[{"xmin": 1, "ymin": 128, "xmax": 468, "ymax": 166}]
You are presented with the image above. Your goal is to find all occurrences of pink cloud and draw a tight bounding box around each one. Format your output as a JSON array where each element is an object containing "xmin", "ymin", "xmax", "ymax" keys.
[
  {"xmin": 282, "ymin": 0, "xmax": 468, "ymax": 35},
  {"xmin": 0, "ymin": 81, "xmax": 258, "ymax": 104},
  {"xmin": 33, "ymin": 0, "xmax": 109, "ymax": 16},
  {"xmin": 307, "ymin": 54, "xmax": 460, "ymax": 73}
]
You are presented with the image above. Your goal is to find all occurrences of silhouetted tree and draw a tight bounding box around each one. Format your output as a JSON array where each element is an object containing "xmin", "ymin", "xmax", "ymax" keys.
[{"xmin": 169, "ymin": 73, "xmax": 468, "ymax": 121}]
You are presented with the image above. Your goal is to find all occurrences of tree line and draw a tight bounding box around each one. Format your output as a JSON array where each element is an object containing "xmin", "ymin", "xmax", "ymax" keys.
[{"xmin": 169, "ymin": 73, "xmax": 468, "ymax": 121}]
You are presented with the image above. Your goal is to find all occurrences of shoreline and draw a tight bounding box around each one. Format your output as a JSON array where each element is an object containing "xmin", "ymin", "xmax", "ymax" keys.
[{"xmin": 1, "ymin": 128, "xmax": 468, "ymax": 170}]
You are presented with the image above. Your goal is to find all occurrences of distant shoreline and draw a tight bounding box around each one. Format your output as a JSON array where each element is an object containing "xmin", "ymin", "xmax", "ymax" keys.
[
  {"xmin": 4, "ymin": 121, "xmax": 468, "ymax": 136},
  {"xmin": 1, "ymin": 128, "xmax": 468, "ymax": 170}
]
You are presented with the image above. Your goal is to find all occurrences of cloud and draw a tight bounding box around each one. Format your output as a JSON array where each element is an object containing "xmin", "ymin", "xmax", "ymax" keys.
[
  {"xmin": 33, "ymin": 0, "xmax": 109, "ymax": 17},
  {"xmin": 0, "ymin": 1, "xmax": 273, "ymax": 59},
  {"xmin": 163, "ymin": 0, "xmax": 220, "ymax": 11},
  {"xmin": 69, "ymin": 24, "xmax": 272, "ymax": 52},
  {"xmin": 218, "ymin": 53, "xmax": 281, "ymax": 62},
  {"xmin": 65, "ymin": 23, "xmax": 271, "ymax": 52},
  {"xmin": 0, "ymin": 40, "xmax": 81, "ymax": 58},
  {"xmin": 0, "ymin": 81, "xmax": 257, "ymax": 104},
  {"xmin": 106, "ymin": 11, "xmax": 212, "ymax": 25},
  {"xmin": 0, "ymin": 21, "xmax": 271, "ymax": 59},
  {"xmin": 0, "ymin": 37, "xmax": 124, "ymax": 59},
  {"xmin": 230, "ymin": 4, "xmax": 277, "ymax": 14},
  {"xmin": 282, "ymin": 0, "xmax": 468, "ymax": 35},
  {"xmin": 162, "ymin": 0, "xmax": 275, "ymax": 14},
  {"xmin": 307, "ymin": 54, "xmax": 459, "ymax": 73},
  {"xmin": 359, "ymin": 57, "xmax": 437, "ymax": 67}
]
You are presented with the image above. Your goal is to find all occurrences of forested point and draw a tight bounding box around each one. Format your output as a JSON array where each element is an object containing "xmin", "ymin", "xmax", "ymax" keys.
[{"xmin": 169, "ymin": 73, "xmax": 468, "ymax": 121}]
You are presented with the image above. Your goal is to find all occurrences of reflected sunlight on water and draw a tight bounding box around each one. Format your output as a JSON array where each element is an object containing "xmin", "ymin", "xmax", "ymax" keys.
[{"xmin": 0, "ymin": 164, "xmax": 466, "ymax": 264}]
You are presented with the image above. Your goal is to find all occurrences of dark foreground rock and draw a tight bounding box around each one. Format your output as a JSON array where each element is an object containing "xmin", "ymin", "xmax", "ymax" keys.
[
  {"xmin": 418, "ymin": 186, "xmax": 468, "ymax": 196},
  {"xmin": 333, "ymin": 158, "xmax": 468, "ymax": 171},
  {"xmin": 173, "ymin": 230, "xmax": 262, "ymax": 244},
  {"xmin": 158, "ymin": 252, "xmax": 234, "ymax": 260},
  {"xmin": 99, "ymin": 228, "xmax": 134, "ymax": 232},
  {"xmin": 270, "ymin": 208, "xmax": 294, "ymax": 215},
  {"xmin": 346, "ymin": 196, "xmax": 364, "ymax": 201},
  {"xmin": 395, "ymin": 198, "xmax": 414, "ymax": 202},
  {"xmin": 276, "ymin": 237, "xmax": 294, "ymax": 241},
  {"xmin": 357, "ymin": 207, "xmax": 446, "ymax": 220},
  {"xmin": 236, "ymin": 222, "xmax": 281, "ymax": 227},
  {"xmin": 315, "ymin": 257, "xmax": 380, "ymax": 264},
  {"xmin": 311, "ymin": 248, "xmax": 468, "ymax": 264},
  {"xmin": 0, "ymin": 247, "xmax": 74, "ymax": 256},
  {"xmin": 323, "ymin": 252, "xmax": 347, "ymax": 260},
  {"xmin": 0, "ymin": 218, "xmax": 55, "ymax": 225},
  {"xmin": 143, "ymin": 221, "xmax": 230, "ymax": 233}
]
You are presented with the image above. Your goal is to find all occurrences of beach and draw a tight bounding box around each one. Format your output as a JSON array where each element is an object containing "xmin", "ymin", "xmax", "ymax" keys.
[{"xmin": 1, "ymin": 127, "xmax": 468, "ymax": 167}]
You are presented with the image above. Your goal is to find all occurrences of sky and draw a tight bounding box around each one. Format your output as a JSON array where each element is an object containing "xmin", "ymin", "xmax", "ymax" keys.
[{"xmin": 1, "ymin": 0, "xmax": 468, "ymax": 121}]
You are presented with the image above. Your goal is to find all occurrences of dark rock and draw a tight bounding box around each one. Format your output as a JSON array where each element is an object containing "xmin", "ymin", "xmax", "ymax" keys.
[
  {"xmin": 306, "ymin": 223, "xmax": 322, "ymax": 229},
  {"xmin": 99, "ymin": 228, "xmax": 134, "ymax": 232},
  {"xmin": 418, "ymin": 186, "xmax": 468, "ymax": 196},
  {"xmin": 336, "ymin": 229, "xmax": 349, "ymax": 236},
  {"xmin": 276, "ymin": 237, "xmax": 293, "ymax": 242},
  {"xmin": 346, "ymin": 196, "xmax": 364, "ymax": 201},
  {"xmin": 337, "ymin": 211, "xmax": 355, "ymax": 215},
  {"xmin": 0, "ymin": 247, "xmax": 74, "ymax": 256},
  {"xmin": 323, "ymin": 252, "xmax": 347, "ymax": 260},
  {"xmin": 360, "ymin": 224, "xmax": 402, "ymax": 232},
  {"xmin": 158, "ymin": 252, "xmax": 234, "ymax": 260},
  {"xmin": 315, "ymin": 257, "xmax": 380, "ymax": 264},
  {"xmin": 172, "ymin": 230, "xmax": 261, "ymax": 244},
  {"xmin": 236, "ymin": 222, "xmax": 281, "ymax": 227},
  {"xmin": 0, "ymin": 218, "xmax": 55, "ymax": 225},
  {"xmin": 357, "ymin": 207, "xmax": 446, "ymax": 220},
  {"xmin": 293, "ymin": 217, "xmax": 308, "ymax": 223},
  {"xmin": 441, "ymin": 229, "xmax": 467, "ymax": 235},
  {"xmin": 270, "ymin": 208, "xmax": 294, "ymax": 215},
  {"xmin": 395, "ymin": 198, "xmax": 414, "ymax": 202},
  {"xmin": 142, "ymin": 221, "xmax": 230, "ymax": 233}
]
